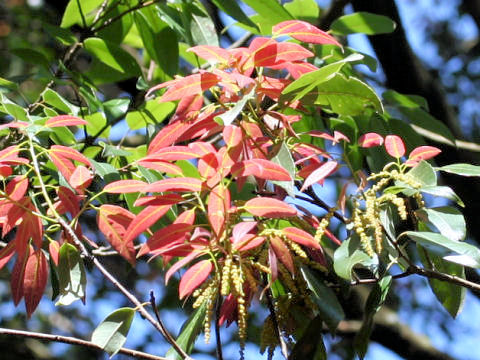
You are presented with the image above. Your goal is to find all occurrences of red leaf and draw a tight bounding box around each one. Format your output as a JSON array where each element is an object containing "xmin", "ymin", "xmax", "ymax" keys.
[
  {"xmin": 134, "ymin": 193, "xmax": 184, "ymax": 207},
  {"xmin": 11, "ymin": 247, "xmax": 30, "ymax": 306},
  {"xmin": 244, "ymin": 197, "xmax": 297, "ymax": 218},
  {"xmin": 49, "ymin": 151, "xmax": 76, "ymax": 181},
  {"xmin": 270, "ymin": 236, "xmax": 294, "ymax": 274},
  {"xmin": 97, "ymin": 205, "xmax": 136, "ymax": 266},
  {"xmin": 384, "ymin": 135, "xmax": 406, "ymax": 158},
  {"xmin": 58, "ymin": 186, "xmax": 80, "ymax": 217},
  {"xmin": 231, "ymin": 159, "xmax": 291, "ymax": 181},
  {"xmin": 0, "ymin": 145, "xmax": 29, "ymax": 165},
  {"xmin": 49, "ymin": 241, "xmax": 60, "ymax": 266},
  {"xmin": 165, "ymin": 252, "xmax": 200, "ymax": 285},
  {"xmin": 16, "ymin": 202, "xmax": 43, "ymax": 253},
  {"xmin": 103, "ymin": 180, "xmax": 147, "ymax": 193},
  {"xmin": 138, "ymin": 223, "xmax": 193, "ymax": 257},
  {"xmin": 234, "ymin": 235, "xmax": 265, "ymax": 252},
  {"xmin": 124, "ymin": 204, "xmax": 172, "ymax": 244},
  {"xmin": 273, "ymin": 20, "xmax": 342, "ymax": 46},
  {"xmin": 6, "ymin": 176, "xmax": 28, "ymax": 201},
  {"xmin": 198, "ymin": 152, "xmax": 219, "ymax": 180},
  {"xmin": 178, "ymin": 259, "xmax": 213, "ymax": 299},
  {"xmin": 406, "ymin": 146, "xmax": 442, "ymax": 167},
  {"xmin": 268, "ymin": 247, "xmax": 278, "ymax": 282},
  {"xmin": 358, "ymin": 132, "xmax": 384, "ymax": 148},
  {"xmin": 137, "ymin": 159, "xmax": 183, "ymax": 176},
  {"xmin": 0, "ymin": 165, "xmax": 12, "ymax": 177},
  {"xmin": 159, "ymin": 73, "xmax": 220, "ymax": 103},
  {"xmin": 148, "ymin": 121, "xmax": 190, "ymax": 155},
  {"xmin": 188, "ymin": 141, "xmax": 217, "ymax": 157},
  {"xmin": 144, "ymin": 177, "xmax": 204, "ymax": 193},
  {"xmin": 223, "ymin": 125, "xmax": 243, "ymax": 148},
  {"xmin": 50, "ymin": 145, "xmax": 91, "ymax": 166},
  {"xmin": 301, "ymin": 161, "xmax": 338, "ymax": 191},
  {"xmin": 0, "ymin": 240, "xmax": 16, "ymax": 270},
  {"xmin": 1, "ymin": 197, "xmax": 28, "ymax": 237},
  {"xmin": 187, "ymin": 45, "xmax": 230, "ymax": 64},
  {"xmin": 69, "ymin": 165, "xmax": 93, "ymax": 191},
  {"xmin": 23, "ymin": 249, "xmax": 48, "ymax": 317},
  {"xmin": 208, "ymin": 184, "xmax": 230, "ymax": 237},
  {"xmin": 45, "ymin": 115, "xmax": 87, "ymax": 128},
  {"xmin": 282, "ymin": 227, "xmax": 320, "ymax": 249},
  {"xmin": 219, "ymin": 294, "xmax": 237, "ymax": 326},
  {"xmin": 143, "ymin": 146, "xmax": 201, "ymax": 162},
  {"xmin": 285, "ymin": 61, "xmax": 318, "ymax": 79},
  {"xmin": 174, "ymin": 208, "xmax": 196, "ymax": 225}
]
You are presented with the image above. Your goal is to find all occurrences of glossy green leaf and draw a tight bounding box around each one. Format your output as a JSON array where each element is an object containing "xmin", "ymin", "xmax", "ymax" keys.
[
  {"xmin": 416, "ymin": 207, "xmax": 466, "ymax": 241},
  {"xmin": 271, "ymin": 142, "xmax": 296, "ymax": 197},
  {"xmin": 399, "ymin": 107, "xmax": 455, "ymax": 145},
  {"xmin": 99, "ymin": 142, "xmax": 132, "ymax": 157},
  {"xmin": 354, "ymin": 276, "xmax": 392, "ymax": 358},
  {"xmin": 83, "ymin": 38, "xmax": 141, "ymax": 77},
  {"xmin": 85, "ymin": 112, "xmax": 109, "ymax": 138},
  {"xmin": 408, "ymin": 160, "xmax": 437, "ymax": 187},
  {"xmin": 97, "ymin": 5, "xmax": 133, "ymax": 43},
  {"xmin": 405, "ymin": 231, "xmax": 480, "ymax": 268},
  {"xmin": 0, "ymin": 77, "xmax": 19, "ymax": 92},
  {"xmin": 0, "ymin": 94, "xmax": 29, "ymax": 121},
  {"xmin": 284, "ymin": 0, "xmax": 320, "ymax": 23},
  {"xmin": 134, "ymin": 10, "xmax": 179, "ymax": 77},
  {"xmin": 333, "ymin": 235, "xmax": 378, "ymax": 280},
  {"xmin": 188, "ymin": 2, "xmax": 219, "ymax": 46},
  {"xmin": 331, "ymin": 12, "xmax": 396, "ymax": 35},
  {"xmin": 61, "ymin": 0, "xmax": 104, "ymax": 28},
  {"xmin": 90, "ymin": 159, "xmax": 120, "ymax": 183},
  {"xmin": 281, "ymin": 54, "xmax": 363, "ymax": 103},
  {"xmin": 42, "ymin": 89, "xmax": 79, "ymax": 115},
  {"xmin": 300, "ymin": 266, "xmax": 345, "ymax": 332},
  {"xmin": 210, "ymin": 0, "xmax": 258, "ymax": 29},
  {"xmin": 103, "ymin": 98, "xmax": 130, "ymax": 123},
  {"xmin": 56, "ymin": 243, "xmax": 87, "ymax": 306},
  {"xmin": 437, "ymin": 163, "xmax": 480, "ymax": 177},
  {"xmin": 126, "ymin": 100, "xmax": 175, "ymax": 130},
  {"xmin": 43, "ymin": 23, "xmax": 77, "ymax": 45},
  {"xmin": 313, "ymin": 73, "xmax": 383, "ymax": 116},
  {"xmin": 418, "ymin": 247, "xmax": 466, "ymax": 318},
  {"xmin": 242, "ymin": 0, "xmax": 293, "ymax": 24},
  {"xmin": 214, "ymin": 88, "xmax": 255, "ymax": 126},
  {"xmin": 166, "ymin": 303, "xmax": 206, "ymax": 359},
  {"xmin": 421, "ymin": 186, "xmax": 465, "ymax": 207},
  {"xmin": 91, "ymin": 307, "xmax": 135, "ymax": 357},
  {"xmin": 383, "ymin": 90, "xmax": 428, "ymax": 110}
]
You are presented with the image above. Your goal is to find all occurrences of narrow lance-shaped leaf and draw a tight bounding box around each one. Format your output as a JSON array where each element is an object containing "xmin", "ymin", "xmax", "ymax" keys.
[
  {"xmin": 270, "ymin": 236, "xmax": 294, "ymax": 274},
  {"xmin": 137, "ymin": 223, "xmax": 193, "ymax": 257},
  {"xmin": 124, "ymin": 204, "xmax": 172, "ymax": 244},
  {"xmin": 244, "ymin": 197, "xmax": 297, "ymax": 218},
  {"xmin": 273, "ymin": 20, "xmax": 341, "ymax": 46},
  {"xmin": 179, "ymin": 260, "xmax": 213, "ymax": 299},
  {"xmin": 45, "ymin": 115, "xmax": 87, "ymax": 128},
  {"xmin": 301, "ymin": 161, "xmax": 338, "ymax": 191},
  {"xmin": 406, "ymin": 146, "xmax": 441, "ymax": 167},
  {"xmin": 103, "ymin": 180, "xmax": 147, "ymax": 194},
  {"xmin": 282, "ymin": 227, "xmax": 321, "ymax": 249},
  {"xmin": 91, "ymin": 307, "xmax": 135, "ymax": 357},
  {"xmin": 23, "ymin": 250, "xmax": 48, "ymax": 317}
]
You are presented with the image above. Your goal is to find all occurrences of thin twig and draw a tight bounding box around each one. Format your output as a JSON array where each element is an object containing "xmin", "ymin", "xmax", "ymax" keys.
[
  {"xmin": 215, "ymin": 296, "xmax": 224, "ymax": 360},
  {"xmin": 0, "ymin": 327, "xmax": 166, "ymax": 360},
  {"xmin": 410, "ymin": 265, "xmax": 480, "ymax": 292},
  {"xmin": 265, "ymin": 288, "xmax": 289, "ymax": 359}
]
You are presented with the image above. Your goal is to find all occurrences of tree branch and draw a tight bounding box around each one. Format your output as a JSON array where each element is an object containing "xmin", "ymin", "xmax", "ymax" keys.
[
  {"xmin": 0, "ymin": 328, "xmax": 167, "ymax": 360},
  {"xmin": 317, "ymin": 0, "xmax": 350, "ymax": 31}
]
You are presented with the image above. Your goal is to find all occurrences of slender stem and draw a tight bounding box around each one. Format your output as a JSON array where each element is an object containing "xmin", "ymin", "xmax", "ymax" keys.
[
  {"xmin": 215, "ymin": 296, "xmax": 224, "ymax": 360},
  {"xmin": 0, "ymin": 327, "xmax": 167, "ymax": 360},
  {"xmin": 265, "ymin": 288, "xmax": 289, "ymax": 359},
  {"xmin": 409, "ymin": 265, "xmax": 480, "ymax": 292}
]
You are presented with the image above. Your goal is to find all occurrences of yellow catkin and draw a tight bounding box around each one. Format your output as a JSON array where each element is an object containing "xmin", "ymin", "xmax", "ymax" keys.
[
  {"xmin": 237, "ymin": 296, "xmax": 247, "ymax": 346},
  {"xmin": 231, "ymin": 263, "xmax": 244, "ymax": 296},
  {"xmin": 284, "ymin": 238, "xmax": 307, "ymax": 259},
  {"xmin": 203, "ymin": 285, "xmax": 217, "ymax": 344},
  {"xmin": 221, "ymin": 255, "xmax": 232, "ymax": 296}
]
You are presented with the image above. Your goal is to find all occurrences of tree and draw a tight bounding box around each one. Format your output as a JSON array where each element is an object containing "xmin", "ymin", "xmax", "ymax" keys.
[{"xmin": 1, "ymin": 1, "xmax": 480, "ymax": 359}]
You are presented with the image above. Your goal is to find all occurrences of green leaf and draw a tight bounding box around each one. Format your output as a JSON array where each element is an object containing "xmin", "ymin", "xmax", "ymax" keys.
[
  {"xmin": 99, "ymin": 141, "xmax": 132, "ymax": 157},
  {"xmin": 83, "ymin": 38, "xmax": 141, "ymax": 76},
  {"xmin": 405, "ymin": 231, "xmax": 480, "ymax": 268},
  {"xmin": 166, "ymin": 303, "xmax": 206, "ymax": 359},
  {"xmin": 61, "ymin": 0, "xmax": 104, "ymax": 28},
  {"xmin": 313, "ymin": 73, "xmax": 383, "ymax": 116},
  {"xmin": 271, "ymin": 142, "xmax": 296, "ymax": 197},
  {"xmin": 280, "ymin": 54, "xmax": 363, "ymax": 103},
  {"xmin": 354, "ymin": 276, "xmax": 392, "ymax": 358},
  {"xmin": 11, "ymin": 48, "xmax": 50, "ymax": 70},
  {"xmin": 126, "ymin": 100, "xmax": 175, "ymax": 130},
  {"xmin": 103, "ymin": 98, "xmax": 130, "ymax": 123},
  {"xmin": 214, "ymin": 88, "xmax": 255, "ymax": 126},
  {"xmin": 399, "ymin": 107, "xmax": 455, "ymax": 145},
  {"xmin": 0, "ymin": 77, "xmax": 19, "ymax": 92},
  {"xmin": 91, "ymin": 307, "xmax": 135, "ymax": 357},
  {"xmin": 331, "ymin": 12, "xmax": 396, "ymax": 35},
  {"xmin": 97, "ymin": 4, "xmax": 133, "ymax": 44},
  {"xmin": 289, "ymin": 315, "xmax": 326, "ymax": 360},
  {"xmin": 437, "ymin": 163, "xmax": 480, "ymax": 177},
  {"xmin": 42, "ymin": 89, "xmax": 79, "ymax": 115},
  {"xmin": 185, "ymin": 1, "xmax": 219, "ymax": 46},
  {"xmin": 416, "ymin": 207, "xmax": 466, "ymax": 241},
  {"xmin": 56, "ymin": 243, "xmax": 87, "ymax": 306},
  {"xmin": 300, "ymin": 266, "xmax": 345, "ymax": 332},
  {"xmin": 0, "ymin": 94, "xmax": 29, "ymax": 121},
  {"xmin": 90, "ymin": 159, "xmax": 120, "ymax": 183},
  {"xmin": 420, "ymin": 186, "xmax": 464, "ymax": 207},
  {"xmin": 134, "ymin": 10, "xmax": 179, "ymax": 77},
  {"xmin": 418, "ymin": 248, "xmax": 466, "ymax": 318},
  {"xmin": 43, "ymin": 23, "xmax": 77, "ymax": 45},
  {"xmin": 333, "ymin": 235, "xmax": 378, "ymax": 280},
  {"xmin": 242, "ymin": 0, "xmax": 293, "ymax": 24},
  {"xmin": 284, "ymin": 0, "xmax": 320, "ymax": 23},
  {"xmin": 408, "ymin": 160, "xmax": 437, "ymax": 187},
  {"xmin": 383, "ymin": 90, "xmax": 429, "ymax": 110},
  {"xmin": 85, "ymin": 112, "xmax": 109, "ymax": 138},
  {"xmin": 210, "ymin": 0, "xmax": 258, "ymax": 29},
  {"xmin": 50, "ymin": 126, "xmax": 77, "ymax": 146}
]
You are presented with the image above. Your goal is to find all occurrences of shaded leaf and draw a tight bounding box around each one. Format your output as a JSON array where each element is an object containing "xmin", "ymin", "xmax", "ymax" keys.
[
  {"xmin": 23, "ymin": 250, "xmax": 48, "ymax": 317},
  {"xmin": 331, "ymin": 12, "xmax": 396, "ymax": 35},
  {"xmin": 56, "ymin": 243, "xmax": 86, "ymax": 306}
]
